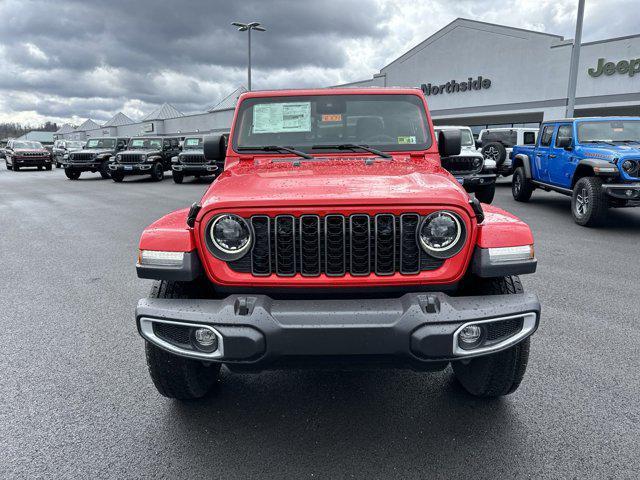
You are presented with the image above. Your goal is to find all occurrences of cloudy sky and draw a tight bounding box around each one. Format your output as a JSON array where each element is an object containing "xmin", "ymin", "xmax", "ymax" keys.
[{"xmin": 0, "ymin": 0, "xmax": 637, "ymax": 126}]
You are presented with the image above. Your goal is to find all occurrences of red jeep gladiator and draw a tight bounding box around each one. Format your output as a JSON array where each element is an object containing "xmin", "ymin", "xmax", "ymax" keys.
[{"xmin": 135, "ymin": 88, "xmax": 540, "ymax": 400}]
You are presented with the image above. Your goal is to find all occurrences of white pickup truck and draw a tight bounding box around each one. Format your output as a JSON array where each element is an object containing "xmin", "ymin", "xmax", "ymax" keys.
[{"xmin": 477, "ymin": 127, "xmax": 538, "ymax": 177}]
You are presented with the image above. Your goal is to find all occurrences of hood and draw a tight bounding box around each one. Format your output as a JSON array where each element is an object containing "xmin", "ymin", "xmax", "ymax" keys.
[
  {"xmin": 14, "ymin": 148, "xmax": 48, "ymax": 154},
  {"xmin": 74, "ymin": 148, "xmax": 112, "ymax": 155},
  {"xmin": 120, "ymin": 149, "xmax": 160, "ymax": 155},
  {"xmin": 180, "ymin": 149, "xmax": 204, "ymax": 155},
  {"xmin": 577, "ymin": 144, "xmax": 640, "ymax": 160},
  {"xmin": 201, "ymin": 155, "xmax": 471, "ymax": 210}
]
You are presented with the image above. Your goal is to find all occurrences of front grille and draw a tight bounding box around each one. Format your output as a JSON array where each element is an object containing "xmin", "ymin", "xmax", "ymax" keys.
[
  {"xmin": 119, "ymin": 153, "xmax": 143, "ymax": 164},
  {"xmin": 20, "ymin": 151, "xmax": 48, "ymax": 158},
  {"xmin": 70, "ymin": 152, "xmax": 94, "ymax": 163},
  {"xmin": 153, "ymin": 323, "xmax": 191, "ymax": 346},
  {"xmin": 180, "ymin": 154, "xmax": 205, "ymax": 164},
  {"xmin": 228, "ymin": 214, "xmax": 445, "ymax": 277},
  {"xmin": 441, "ymin": 156, "xmax": 482, "ymax": 174},
  {"xmin": 486, "ymin": 317, "xmax": 524, "ymax": 341}
]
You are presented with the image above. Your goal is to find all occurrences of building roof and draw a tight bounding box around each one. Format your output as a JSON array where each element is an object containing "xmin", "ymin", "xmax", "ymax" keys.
[
  {"xmin": 55, "ymin": 123, "xmax": 76, "ymax": 134},
  {"xmin": 17, "ymin": 131, "xmax": 55, "ymax": 143},
  {"xmin": 103, "ymin": 112, "xmax": 134, "ymax": 127},
  {"xmin": 142, "ymin": 103, "xmax": 184, "ymax": 121},
  {"xmin": 76, "ymin": 119, "xmax": 101, "ymax": 131},
  {"xmin": 208, "ymin": 86, "xmax": 248, "ymax": 112}
]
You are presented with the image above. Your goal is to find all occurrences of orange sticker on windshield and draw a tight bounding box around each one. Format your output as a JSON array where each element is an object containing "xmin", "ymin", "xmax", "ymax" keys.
[{"xmin": 322, "ymin": 114, "xmax": 342, "ymax": 122}]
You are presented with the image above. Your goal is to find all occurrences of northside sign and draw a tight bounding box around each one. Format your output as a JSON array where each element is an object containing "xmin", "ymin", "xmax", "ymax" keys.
[{"xmin": 421, "ymin": 76, "xmax": 491, "ymax": 96}]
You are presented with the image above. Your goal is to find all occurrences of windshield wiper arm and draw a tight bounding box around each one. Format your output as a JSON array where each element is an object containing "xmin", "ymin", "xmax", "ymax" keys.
[
  {"xmin": 312, "ymin": 143, "xmax": 392, "ymax": 159},
  {"xmin": 238, "ymin": 145, "xmax": 313, "ymax": 159}
]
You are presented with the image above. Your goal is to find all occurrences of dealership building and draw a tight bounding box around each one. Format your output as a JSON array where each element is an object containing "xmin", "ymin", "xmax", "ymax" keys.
[{"xmin": 55, "ymin": 18, "xmax": 640, "ymax": 140}]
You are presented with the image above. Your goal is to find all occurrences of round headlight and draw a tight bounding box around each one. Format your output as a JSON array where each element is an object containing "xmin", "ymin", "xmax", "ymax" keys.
[
  {"xmin": 140, "ymin": 154, "xmax": 147, "ymax": 161},
  {"xmin": 473, "ymin": 157, "xmax": 483, "ymax": 168},
  {"xmin": 115, "ymin": 154, "xmax": 121, "ymax": 161},
  {"xmin": 622, "ymin": 160, "xmax": 636, "ymax": 174},
  {"xmin": 418, "ymin": 211, "xmax": 466, "ymax": 259},
  {"xmin": 208, "ymin": 214, "xmax": 252, "ymax": 260}
]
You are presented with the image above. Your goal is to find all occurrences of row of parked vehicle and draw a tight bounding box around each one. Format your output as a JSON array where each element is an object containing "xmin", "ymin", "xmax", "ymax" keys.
[{"xmin": 4, "ymin": 135, "xmax": 226, "ymax": 184}]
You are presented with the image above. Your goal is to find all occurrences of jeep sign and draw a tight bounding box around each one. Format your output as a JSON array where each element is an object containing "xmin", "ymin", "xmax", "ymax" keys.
[
  {"xmin": 421, "ymin": 76, "xmax": 491, "ymax": 96},
  {"xmin": 588, "ymin": 57, "xmax": 640, "ymax": 77}
]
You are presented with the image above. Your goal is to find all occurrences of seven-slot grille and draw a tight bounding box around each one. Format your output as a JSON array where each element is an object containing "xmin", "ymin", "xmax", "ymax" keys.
[
  {"xmin": 180, "ymin": 153, "xmax": 206, "ymax": 164},
  {"xmin": 441, "ymin": 156, "xmax": 482, "ymax": 174},
  {"xmin": 70, "ymin": 152, "xmax": 94, "ymax": 162},
  {"xmin": 228, "ymin": 214, "xmax": 445, "ymax": 277},
  {"xmin": 18, "ymin": 151, "xmax": 48, "ymax": 157},
  {"xmin": 119, "ymin": 153, "xmax": 144, "ymax": 163}
]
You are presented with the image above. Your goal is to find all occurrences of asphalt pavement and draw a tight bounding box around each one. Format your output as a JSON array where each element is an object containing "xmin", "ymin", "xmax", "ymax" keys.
[{"xmin": 1, "ymin": 166, "xmax": 639, "ymax": 479}]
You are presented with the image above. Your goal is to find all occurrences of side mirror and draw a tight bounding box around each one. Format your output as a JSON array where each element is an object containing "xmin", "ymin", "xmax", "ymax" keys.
[
  {"xmin": 475, "ymin": 139, "xmax": 482, "ymax": 149},
  {"xmin": 438, "ymin": 129, "xmax": 462, "ymax": 157},
  {"xmin": 557, "ymin": 137, "xmax": 572, "ymax": 150},
  {"xmin": 203, "ymin": 134, "xmax": 227, "ymax": 161}
]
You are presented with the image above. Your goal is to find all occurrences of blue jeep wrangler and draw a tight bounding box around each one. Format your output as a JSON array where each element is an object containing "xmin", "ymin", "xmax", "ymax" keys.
[{"xmin": 511, "ymin": 117, "xmax": 640, "ymax": 226}]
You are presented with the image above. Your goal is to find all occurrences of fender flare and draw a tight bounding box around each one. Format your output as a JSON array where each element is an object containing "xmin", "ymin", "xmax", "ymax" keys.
[
  {"xmin": 572, "ymin": 158, "xmax": 618, "ymax": 186},
  {"xmin": 513, "ymin": 154, "xmax": 532, "ymax": 178}
]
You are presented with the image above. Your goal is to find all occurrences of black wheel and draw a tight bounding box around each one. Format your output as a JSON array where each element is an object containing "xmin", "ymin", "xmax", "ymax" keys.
[
  {"xmin": 172, "ymin": 171, "xmax": 184, "ymax": 184},
  {"xmin": 512, "ymin": 167, "xmax": 534, "ymax": 202},
  {"xmin": 14, "ymin": 165, "xmax": 20, "ymax": 171},
  {"xmin": 111, "ymin": 170, "xmax": 124, "ymax": 183},
  {"xmin": 37, "ymin": 166, "xmax": 42, "ymax": 171},
  {"xmin": 481, "ymin": 142, "xmax": 507, "ymax": 167},
  {"xmin": 145, "ymin": 280, "xmax": 220, "ymax": 400},
  {"xmin": 572, "ymin": 177, "xmax": 608, "ymax": 227},
  {"xmin": 151, "ymin": 162, "xmax": 164, "ymax": 181},
  {"xmin": 56, "ymin": 161, "xmax": 61, "ymax": 168},
  {"xmin": 99, "ymin": 161, "xmax": 111, "ymax": 179},
  {"xmin": 65, "ymin": 169, "xmax": 81, "ymax": 180},
  {"xmin": 6, "ymin": 163, "xmax": 12, "ymax": 170},
  {"xmin": 45, "ymin": 164, "xmax": 52, "ymax": 171},
  {"xmin": 474, "ymin": 184, "xmax": 495, "ymax": 204},
  {"xmin": 453, "ymin": 276, "xmax": 531, "ymax": 397}
]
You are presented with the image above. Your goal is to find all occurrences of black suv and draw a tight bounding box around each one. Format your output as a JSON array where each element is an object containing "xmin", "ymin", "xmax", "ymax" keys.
[
  {"xmin": 53, "ymin": 139, "xmax": 86, "ymax": 168},
  {"xmin": 171, "ymin": 136, "xmax": 223, "ymax": 184},
  {"xmin": 109, "ymin": 137, "xmax": 181, "ymax": 182},
  {"xmin": 64, "ymin": 137, "xmax": 129, "ymax": 180}
]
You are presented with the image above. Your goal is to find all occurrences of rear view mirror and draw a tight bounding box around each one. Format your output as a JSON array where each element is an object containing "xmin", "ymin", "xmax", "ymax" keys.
[
  {"xmin": 203, "ymin": 134, "xmax": 227, "ymax": 161},
  {"xmin": 438, "ymin": 129, "xmax": 462, "ymax": 157}
]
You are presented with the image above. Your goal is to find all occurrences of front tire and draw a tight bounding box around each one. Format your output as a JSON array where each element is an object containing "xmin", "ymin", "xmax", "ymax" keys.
[
  {"xmin": 172, "ymin": 171, "xmax": 184, "ymax": 184},
  {"xmin": 99, "ymin": 161, "xmax": 111, "ymax": 179},
  {"xmin": 453, "ymin": 276, "xmax": 531, "ymax": 397},
  {"xmin": 512, "ymin": 166, "xmax": 534, "ymax": 202},
  {"xmin": 45, "ymin": 164, "xmax": 52, "ymax": 171},
  {"xmin": 474, "ymin": 184, "xmax": 495, "ymax": 204},
  {"xmin": 151, "ymin": 162, "xmax": 164, "ymax": 182},
  {"xmin": 145, "ymin": 280, "xmax": 220, "ymax": 400},
  {"xmin": 111, "ymin": 170, "xmax": 124, "ymax": 183},
  {"xmin": 572, "ymin": 177, "xmax": 608, "ymax": 227},
  {"xmin": 65, "ymin": 169, "xmax": 81, "ymax": 180}
]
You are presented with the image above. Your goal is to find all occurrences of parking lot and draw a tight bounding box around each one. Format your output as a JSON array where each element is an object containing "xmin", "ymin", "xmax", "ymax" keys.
[{"xmin": 1, "ymin": 167, "xmax": 639, "ymax": 479}]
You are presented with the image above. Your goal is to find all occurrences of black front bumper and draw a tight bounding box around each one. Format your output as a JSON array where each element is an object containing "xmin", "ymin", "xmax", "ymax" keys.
[
  {"xmin": 14, "ymin": 158, "xmax": 51, "ymax": 167},
  {"xmin": 456, "ymin": 173, "xmax": 497, "ymax": 192},
  {"xmin": 136, "ymin": 292, "xmax": 540, "ymax": 370},
  {"xmin": 603, "ymin": 183, "xmax": 640, "ymax": 205},
  {"xmin": 109, "ymin": 163, "xmax": 154, "ymax": 174},
  {"xmin": 172, "ymin": 163, "xmax": 218, "ymax": 175},
  {"xmin": 65, "ymin": 162, "xmax": 102, "ymax": 171}
]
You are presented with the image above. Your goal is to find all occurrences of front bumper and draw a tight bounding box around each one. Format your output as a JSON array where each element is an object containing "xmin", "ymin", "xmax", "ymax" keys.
[
  {"xmin": 458, "ymin": 173, "xmax": 497, "ymax": 191},
  {"xmin": 136, "ymin": 292, "xmax": 540, "ymax": 370},
  {"xmin": 603, "ymin": 183, "xmax": 640, "ymax": 204},
  {"xmin": 172, "ymin": 163, "xmax": 218, "ymax": 174},
  {"xmin": 65, "ymin": 162, "xmax": 102, "ymax": 171},
  {"xmin": 109, "ymin": 163, "xmax": 153, "ymax": 174},
  {"xmin": 14, "ymin": 157, "xmax": 51, "ymax": 166}
]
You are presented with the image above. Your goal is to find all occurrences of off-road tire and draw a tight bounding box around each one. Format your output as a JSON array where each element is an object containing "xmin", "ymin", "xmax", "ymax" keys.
[
  {"xmin": 512, "ymin": 167, "xmax": 534, "ymax": 202},
  {"xmin": 145, "ymin": 280, "xmax": 220, "ymax": 400},
  {"xmin": 111, "ymin": 170, "xmax": 124, "ymax": 183},
  {"xmin": 14, "ymin": 165, "xmax": 19, "ymax": 171},
  {"xmin": 99, "ymin": 161, "xmax": 111, "ymax": 179},
  {"xmin": 452, "ymin": 276, "xmax": 531, "ymax": 397},
  {"xmin": 151, "ymin": 162, "xmax": 164, "ymax": 182},
  {"xmin": 474, "ymin": 184, "xmax": 495, "ymax": 204},
  {"xmin": 45, "ymin": 164, "xmax": 52, "ymax": 171},
  {"xmin": 481, "ymin": 142, "xmax": 507, "ymax": 167},
  {"xmin": 172, "ymin": 171, "xmax": 184, "ymax": 184},
  {"xmin": 572, "ymin": 177, "xmax": 608, "ymax": 227},
  {"xmin": 65, "ymin": 169, "xmax": 81, "ymax": 180}
]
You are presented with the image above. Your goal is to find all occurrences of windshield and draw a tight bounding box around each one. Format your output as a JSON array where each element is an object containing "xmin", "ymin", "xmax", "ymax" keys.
[
  {"xmin": 14, "ymin": 141, "xmax": 43, "ymax": 149},
  {"xmin": 129, "ymin": 138, "xmax": 162, "ymax": 149},
  {"xmin": 184, "ymin": 138, "xmax": 202, "ymax": 149},
  {"xmin": 577, "ymin": 120, "xmax": 640, "ymax": 143},
  {"xmin": 86, "ymin": 138, "xmax": 116, "ymax": 149},
  {"xmin": 460, "ymin": 129, "xmax": 474, "ymax": 146},
  {"xmin": 67, "ymin": 141, "xmax": 85, "ymax": 148},
  {"xmin": 233, "ymin": 94, "xmax": 431, "ymax": 153}
]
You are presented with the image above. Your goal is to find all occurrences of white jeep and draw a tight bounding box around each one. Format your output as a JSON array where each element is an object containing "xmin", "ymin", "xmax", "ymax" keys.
[{"xmin": 477, "ymin": 127, "xmax": 538, "ymax": 177}]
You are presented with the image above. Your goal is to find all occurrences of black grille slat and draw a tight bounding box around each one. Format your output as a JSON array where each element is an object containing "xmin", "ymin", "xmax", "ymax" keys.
[
  {"xmin": 400, "ymin": 214, "xmax": 421, "ymax": 274},
  {"xmin": 120, "ymin": 154, "xmax": 143, "ymax": 164},
  {"xmin": 441, "ymin": 156, "xmax": 482, "ymax": 174},
  {"xmin": 70, "ymin": 152, "xmax": 94, "ymax": 162},
  {"xmin": 275, "ymin": 216, "xmax": 296, "ymax": 276},
  {"xmin": 251, "ymin": 216, "xmax": 271, "ymax": 276},
  {"xmin": 375, "ymin": 214, "xmax": 395, "ymax": 275},
  {"xmin": 350, "ymin": 215, "xmax": 371, "ymax": 276},
  {"xmin": 299, "ymin": 216, "xmax": 321, "ymax": 276},
  {"xmin": 230, "ymin": 213, "xmax": 446, "ymax": 276},
  {"xmin": 180, "ymin": 154, "xmax": 205, "ymax": 164}
]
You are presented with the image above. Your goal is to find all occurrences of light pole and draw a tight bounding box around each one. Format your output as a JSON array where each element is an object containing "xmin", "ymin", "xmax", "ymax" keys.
[
  {"xmin": 232, "ymin": 21, "xmax": 266, "ymax": 91},
  {"xmin": 565, "ymin": 0, "xmax": 585, "ymax": 117}
]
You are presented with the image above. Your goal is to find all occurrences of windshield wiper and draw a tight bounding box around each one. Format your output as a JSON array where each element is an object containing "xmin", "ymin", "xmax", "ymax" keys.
[
  {"xmin": 311, "ymin": 143, "xmax": 392, "ymax": 159},
  {"xmin": 587, "ymin": 140, "xmax": 616, "ymax": 146},
  {"xmin": 238, "ymin": 145, "xmax": 313, "ymax": 159}
]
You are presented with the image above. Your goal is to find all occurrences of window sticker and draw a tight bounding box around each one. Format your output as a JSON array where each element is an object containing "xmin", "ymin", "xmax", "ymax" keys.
[
  {"xmin": 253, "ymin": 102, "xmax": 312, "ymax": 133},
  {"xmin": 322, "ymin": 114, "xmax": 342, "ymax": 122},
  {"xmin": 185, "ymin": 138, "xmax": 200, "ymax": 146},
  {"xmin": 397, "ymin": 136, "xmax": 417, "ymax": 144}
]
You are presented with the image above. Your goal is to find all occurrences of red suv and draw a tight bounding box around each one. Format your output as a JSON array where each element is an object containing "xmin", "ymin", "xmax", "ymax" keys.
[{"xmin": 135, "ymin": 88, "xmax": 540, "ymax": 400}]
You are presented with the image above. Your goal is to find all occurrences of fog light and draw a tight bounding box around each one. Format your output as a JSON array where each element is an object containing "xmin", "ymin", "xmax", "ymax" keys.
[
  {"xmin": 626, "ymin": 189, "xmax": 634, "ymax": 197},
  {"xmin": 459, "ymin": 324, "xmax": 483, "ymax": 349},
  {"xmin": 138, "ymin": 250, "xmax": 184, "ymax": 267},
  {"xmin": 192, "ymin": 328, "xmax": 218, "ymax": 352},
  {"xmin": 488, "ymin": 245, "xmax": 534, "ymax": 264}
]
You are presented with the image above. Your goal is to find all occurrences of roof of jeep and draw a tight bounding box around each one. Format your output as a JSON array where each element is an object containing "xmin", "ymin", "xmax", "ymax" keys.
[{"xmin": 238, "ymin": 87, "xmax": 424, "ymax": 100}]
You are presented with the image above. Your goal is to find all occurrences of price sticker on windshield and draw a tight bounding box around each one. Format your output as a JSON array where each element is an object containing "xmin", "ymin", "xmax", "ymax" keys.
[
  {"xmin": 253, "ymin": 102, "xmax": 311, "ymax": 133},
  {"xmin": 321, "ymin": 114, "xmax": 342, "ymax": 122},
  {"xmin": 398, "ymin": 136, "xmax": 417, "ymax": 144}
]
